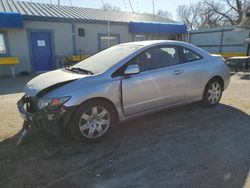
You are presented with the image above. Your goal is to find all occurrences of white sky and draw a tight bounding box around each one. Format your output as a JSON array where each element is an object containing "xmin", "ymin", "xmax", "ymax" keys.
[{"xmin": 24, "ymin": 0, "xmax": 201, "ymax": 19}]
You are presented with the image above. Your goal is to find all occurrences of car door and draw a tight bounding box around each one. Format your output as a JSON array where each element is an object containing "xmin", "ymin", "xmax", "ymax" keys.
[
  {"xmin": 121, "ymin": 45, "xmax": 188, "ymax": 117},
  {"xmin": 179, "ymin": 47, "xmax": 209, "ymax": 101}
]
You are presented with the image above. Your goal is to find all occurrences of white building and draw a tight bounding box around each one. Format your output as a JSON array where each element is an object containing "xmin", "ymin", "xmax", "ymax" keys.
[{"xmin": 0, "ymin": 0, "xmax": 187, "ymax": 76}]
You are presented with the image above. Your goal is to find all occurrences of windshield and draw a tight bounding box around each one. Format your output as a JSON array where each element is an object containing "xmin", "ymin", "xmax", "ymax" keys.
[{"xmin": 72, "ymin": 44, "xmax": 142, "ymax": 74}]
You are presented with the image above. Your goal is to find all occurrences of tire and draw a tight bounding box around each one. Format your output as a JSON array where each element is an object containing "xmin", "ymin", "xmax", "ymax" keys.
[
  {"xmin": 70, "ymin": 100, "xmax": 116, "ymax": 142},
  {"xmin": 202, "ymin": 78, "xmax": 223, "ymax": 107}
]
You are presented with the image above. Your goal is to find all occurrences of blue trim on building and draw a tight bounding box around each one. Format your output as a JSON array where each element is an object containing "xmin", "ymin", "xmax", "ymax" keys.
[
  {"xmin": 26, "ymin": 29, "xmax": 56, "ymax": 73},
  {"xmin": 129, "ymin": 22, "xmax": 187, "ymax": 34},
  {"xmin": 0, "ymin": 12, "xmax": 23, "ymax": 29}
]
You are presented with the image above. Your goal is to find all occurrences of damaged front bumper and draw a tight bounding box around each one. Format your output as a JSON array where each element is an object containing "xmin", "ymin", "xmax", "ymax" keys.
[{"xmin": 17, "ymin": 95, "xmax": 75, "ymax": 141}]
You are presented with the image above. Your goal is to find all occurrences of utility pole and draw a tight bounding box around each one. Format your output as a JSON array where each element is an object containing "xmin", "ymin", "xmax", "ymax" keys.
[
  {"xmin": 101, "ymin": 0, "xmax": 110, "ymax": 47},
  {"xmin": 152, "ymin": 0, "xmax": 155, "ymax": 21},
  {"xmin": 58, "ymin": 0, "xmax": 60, "ymax": 5},
  {"xmin": 102, "ymin": 0, "xmax": 106, "ymax": 10}
]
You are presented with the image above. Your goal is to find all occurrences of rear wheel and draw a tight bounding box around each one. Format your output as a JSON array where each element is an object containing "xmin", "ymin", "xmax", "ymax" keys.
[
  {"xmin": 70, "ymin": 101, "xmax": 116, "ymax": 142},
  {"xmin": 202, "ymin": 79, "xmax": 223, "ymax": 107}
]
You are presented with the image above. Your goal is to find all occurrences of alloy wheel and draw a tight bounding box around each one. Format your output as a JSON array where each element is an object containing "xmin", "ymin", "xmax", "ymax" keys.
[
  {"xmin": 207, "ymin": 82, "xmax": 222, "ymax": 104},
  {"xmin": 78, "ymin": 106, "xmax": 110, "ymax": 138}
]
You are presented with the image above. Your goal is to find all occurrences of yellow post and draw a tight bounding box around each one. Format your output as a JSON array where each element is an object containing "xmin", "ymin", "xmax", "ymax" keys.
[{"xmin": 0, "ymin": 57, "xmax": 19, "ymax": 77}]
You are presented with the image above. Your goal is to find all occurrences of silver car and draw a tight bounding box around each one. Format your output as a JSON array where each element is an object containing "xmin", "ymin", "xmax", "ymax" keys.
[{"xmin": 17, "ymin": 40, "xmax": 230, "ymax": 142}]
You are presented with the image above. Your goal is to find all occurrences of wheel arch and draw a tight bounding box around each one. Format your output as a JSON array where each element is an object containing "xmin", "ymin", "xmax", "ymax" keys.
[
  {"xmin": 85, "ymin": 97, "xmax": 118, "ymax": 117},
  {"xmin": 64, "ymin": 97, "xmax": 120, "ymax": 132},
  {"xmin": 75, "ymin": 97, "xmax": 118, "ymax": 120},
  {"xmin": 206, "ymin": 75, "xmax": 224, "ymax": 91}
]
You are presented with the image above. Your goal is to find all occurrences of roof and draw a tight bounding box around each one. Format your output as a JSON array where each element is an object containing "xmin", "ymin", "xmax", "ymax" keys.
[
  {"xmin": 119, "ymin": 40, "xmax": 189, "ymax": 47},
  {"xmin": 0, "ymin": 0, "xmax": 175, "ymax": 24},
  {"xmin": 190, "ymin": 26, "xmax": 235, "ymax": 33}
]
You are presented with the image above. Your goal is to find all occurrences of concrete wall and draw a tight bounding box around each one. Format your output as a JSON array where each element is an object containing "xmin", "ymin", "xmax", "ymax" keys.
[
  {"xmin": 25, "ymin": 21, "xmax": 74, "ymax": 57},
  {"xmin": 75, "ymin": 23, "xmax": 132, "ymax": 54},
  {"xmin": 0, "ymin": 20, "xmax": 74, "ymax": 76},
  {"xmin": 189, "ymin": 26, "xmax": 249, "ymax": 56},
  {"xmin": 0, "ymin": 19, "xmax": 181, "ymax": 77},
  {"xmin": 0, "ymin": 28, "xmax": 30, "ymax": 76},
  {"xmin": 0, "ymin": 20, "xmax": 134, "ymax": 76}
]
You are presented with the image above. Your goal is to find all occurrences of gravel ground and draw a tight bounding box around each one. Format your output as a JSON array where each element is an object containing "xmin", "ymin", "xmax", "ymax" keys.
[{"xmin": 0, "ymin": 74, "xmax": 250, "ymax": 188}]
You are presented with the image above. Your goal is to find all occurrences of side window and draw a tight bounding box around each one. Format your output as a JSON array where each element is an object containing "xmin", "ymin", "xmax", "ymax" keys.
[
  {"xmin": 182, "ymin": 47, "xmax": 202, "ymax": 63},
  {"xmin": 129, "ymin": 46, "xmax": 180, "ymax": 72}
]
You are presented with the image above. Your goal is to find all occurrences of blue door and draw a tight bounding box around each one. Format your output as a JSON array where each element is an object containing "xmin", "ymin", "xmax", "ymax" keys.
[{"xmin": 30, "ymin": 32, "xmax": 53, "ymax": 72}]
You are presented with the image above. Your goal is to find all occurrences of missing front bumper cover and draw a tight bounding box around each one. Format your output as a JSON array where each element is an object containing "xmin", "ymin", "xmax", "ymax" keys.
[
  {"xmin": 16, "ymin": 96, "xmax": 70, "ymax": 145},
  {"xmin": 16, "ymin": 121, "xmax": 29, "ymax": 146}
]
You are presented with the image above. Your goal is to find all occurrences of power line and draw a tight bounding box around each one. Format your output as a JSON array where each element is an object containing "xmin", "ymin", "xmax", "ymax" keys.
[
  {"xmin": 152, "ymin": 0, "xmax": 155, "ymax": 20},
  {"xmin": 128, "ymin": 0, "xmax": 134, "ymax": 14}
]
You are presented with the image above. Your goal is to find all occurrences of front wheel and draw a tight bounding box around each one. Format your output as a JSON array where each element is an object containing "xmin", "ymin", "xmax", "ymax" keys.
[
  {"xmin": 70, "ymin": 101, "xmax": 116, "ymax": 142},
  {"xmin": 202, "ymin": 79, "xmax": 223, "ymax": 107}
]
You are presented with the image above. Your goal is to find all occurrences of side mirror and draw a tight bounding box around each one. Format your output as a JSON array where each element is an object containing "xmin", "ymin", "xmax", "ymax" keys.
[{"xmin": 124, "ymin": 65, "xmax": 140, "ymax": 76}]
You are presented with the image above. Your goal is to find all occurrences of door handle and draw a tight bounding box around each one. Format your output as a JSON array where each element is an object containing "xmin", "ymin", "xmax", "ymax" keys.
[{"xmin": 173, "ymin": 70, "xmax": 184, "ymax": 75}]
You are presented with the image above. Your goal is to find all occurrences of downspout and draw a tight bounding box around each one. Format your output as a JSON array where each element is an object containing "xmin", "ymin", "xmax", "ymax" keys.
[
  {"xmin": 72, "ymin": 23, "xmax": 77, "ymax": 55},
  {"xmin": 108, "ymin": 20, "xmax": 110, "ymax": 48},
  {"xmin": 247, "ymin": 29, "xmax": 250, "ymax": 56},
  {"xmin": 219, "ymin": 29, "xmax": 224, "ymax": 53},
  {"xmin": 188, "ymin": 30, "xmax": 191, "ymax": 43}
]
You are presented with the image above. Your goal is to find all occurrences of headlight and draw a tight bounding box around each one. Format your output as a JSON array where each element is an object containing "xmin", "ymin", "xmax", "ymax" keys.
[{"xmin": 37, "ymin": 96, "xmax": 71, "ymax": 110}]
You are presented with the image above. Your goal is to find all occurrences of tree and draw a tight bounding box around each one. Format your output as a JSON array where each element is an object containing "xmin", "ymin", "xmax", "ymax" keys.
[
  {"xmin": 157, "ymin": 10, "xmax": 173, "ymax": 19},
  {"xmin": 199, "ymin": 1, "xmax": 227, "ymax": 28},
  {"xmin": 176, "ymin": 2, "xmax": 204, "ymax": 30},
  {"xmin": 101, "ymin": 3, "xmax": 121, "ymax": 11},
  {"xmin": 177, "ymin": 0, "xmax": 250, "ymax": 30},
  {"xmin": 205, "ymin": 0, "xmax": 250, "ymax": 24}
]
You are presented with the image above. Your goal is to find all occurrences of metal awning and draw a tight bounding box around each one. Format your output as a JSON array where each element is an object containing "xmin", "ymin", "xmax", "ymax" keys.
[
  {"xmin": 0, "ymin": 12, "xmax": 23, "ymax": 29},
  {"xmin": 129, "ymin": 21, "xmax": 187, "ymax": 34}
]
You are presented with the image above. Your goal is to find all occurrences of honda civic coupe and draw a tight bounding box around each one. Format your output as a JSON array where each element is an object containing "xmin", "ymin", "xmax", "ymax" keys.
[{"xmin": 17, "ymin": 40, "xmax": 230, "ymax": 142}]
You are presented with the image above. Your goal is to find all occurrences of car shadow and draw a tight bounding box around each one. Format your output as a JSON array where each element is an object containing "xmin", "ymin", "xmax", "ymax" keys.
[{"xmin": 0, "ymin": 103, "xmax": 250, "ymax": 187}]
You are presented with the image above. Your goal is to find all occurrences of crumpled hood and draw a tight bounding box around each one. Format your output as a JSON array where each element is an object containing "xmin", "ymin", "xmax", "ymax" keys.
[{"xmin": 24, "ymin": 69, "xmax": 88, "ymax": 96}]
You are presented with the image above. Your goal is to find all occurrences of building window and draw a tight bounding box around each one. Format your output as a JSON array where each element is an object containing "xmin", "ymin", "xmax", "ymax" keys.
[
  {"xmin": 134, "ymin": 34, "xmax": 146, "ymax": 41},
  {"xmin": 98, "ymin": 34, "xmax": 120, "ymax": 51},
  {"xmin": 78, "ymin": 28, "xmax": 85, "ymax": 37},
  {"xmin": 0, "ymin": 33, "xmax": 7, "ymax": 54}
]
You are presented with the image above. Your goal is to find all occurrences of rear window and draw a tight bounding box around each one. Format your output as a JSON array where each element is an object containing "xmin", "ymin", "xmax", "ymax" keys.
[{"xmin": 181, "ymin": 47, "xmax": 203, "ymax": 63}]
